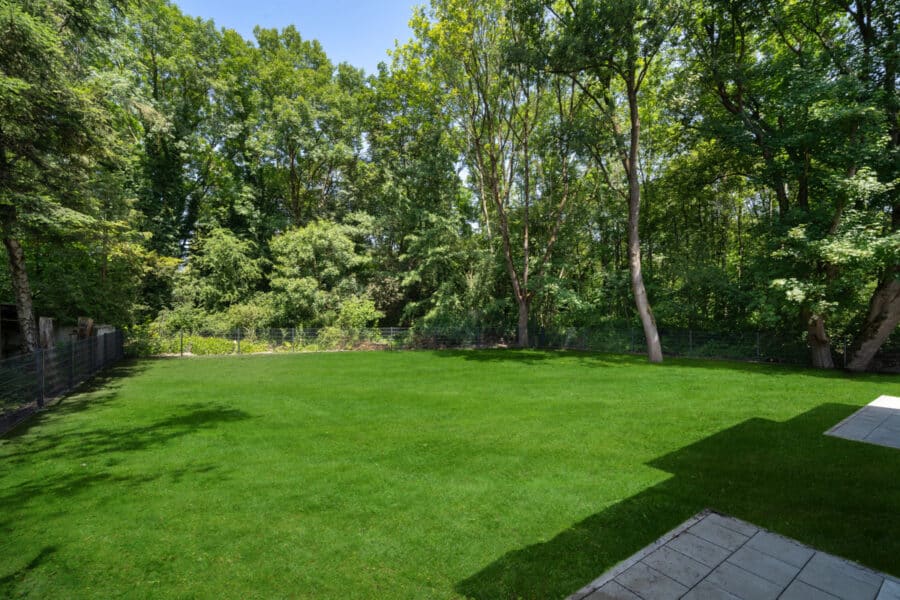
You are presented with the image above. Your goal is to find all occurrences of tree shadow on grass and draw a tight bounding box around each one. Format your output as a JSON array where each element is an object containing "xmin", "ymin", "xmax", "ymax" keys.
[
  {"xmin": 432, "ymin": 348, "xmax": 897, "ymax": 383},
  {"xmin": 433, "ymin": 349, "xmax": 558, "ymax": 364},
  {"xmin": 455, "ymin": 403, "xmax": 900, "ymax": 600},
  {"xmin": 0, "ymin": 546, "xmax": 57, "ymax": 596},
  {"xmin": 2, "ymin": 402, "xmax": 253, "ymax": 465},
  {"xmin": 0, "ymin": 401, "xmax": 250, "ymax": 536},
  {"xmin": 1, "ymin": 360, "xmax": 154, "ymax": 437}
]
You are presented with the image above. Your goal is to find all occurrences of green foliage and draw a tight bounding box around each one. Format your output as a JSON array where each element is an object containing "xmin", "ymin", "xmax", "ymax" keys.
[
  {"xmin": 335, "ymin": 297, "xmax": 384, "ymax": 330},
  {"xmin": 184, "ymin": 335, "xmax": 235, "ymax": 355},
  {"xmin": 269, "ymin": 218, "xmax": 372, "ymax": 326},
  {"xmin": 5, "ymin": 0, "xmax": 898, "ymax": 367},
  {"xmin": 174, "ymin": 228, "xmax": 264, "ymax": 313}
]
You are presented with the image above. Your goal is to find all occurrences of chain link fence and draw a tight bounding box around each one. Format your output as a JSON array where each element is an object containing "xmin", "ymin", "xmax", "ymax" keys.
[
  {"xmin": 0, "ymin": 331, "xmax": 125, "ymax": 431},
  {"xmin": 125, "ymin": 324, "xmax": 898, "ymax": 371},
  {"xmin": 126, "ymin": 326, "xmax": 511, "ymax": 356},
  {"xmin": 2, "ymin": 324, "xmax": 890, "ymax": 434}
]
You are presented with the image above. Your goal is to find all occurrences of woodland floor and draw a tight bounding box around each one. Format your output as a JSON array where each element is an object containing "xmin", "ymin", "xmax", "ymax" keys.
[{"xmin": 0, "ymin": 350, "xmax": 898, "ymax": 599}]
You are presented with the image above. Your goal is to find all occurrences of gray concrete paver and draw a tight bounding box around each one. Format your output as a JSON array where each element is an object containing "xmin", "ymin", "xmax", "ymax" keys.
[
  {"xmin": 688, "ymin": 519, "xmax": 749, "ymax": 552},
  {"xmin": 705, "ymin": 513, "xmax": 760, "ymax": 538},
  {"xmin": 797, "ymin": 553, "xmax": 882, "ymax": 600},
  {"xmin": 617, "ymin": 562, "xmax": 689, "ymax": 600},
  {"xmin": 705, "ymin": 561, "xmax": 783, "ymax": 600},
  {"xmin": 584, "ymin": 581, "xmax": 643, "ymax": 600},
  {"xmin": 642, "ymin": 545, "xmax": 709, "ymax": 588},
  {"xmin": 826, "ymin": 397, "xmax": 900, "ymax": 450},
  {"xmin": 780, "ymin": 580, "xmax": 843, "ymax": 600},
  {"xmin": 877, "ymin": 580, "xmax": 900, "ymax": 600},
  {"xmin": 726, "ymin": 545, "xmax": 800, "ymax": 587},
  {"xmin": 831, "ymin": 406, "xmax": 884, "ymax": 427},
  {"xmin": 865, "ymin": 414, "xmax": 900, "ymax": 448},
  {"xmin": 567, "ymin": 510, "xmax": 897, "ymax": 600},
  {"xmin": 804, "ymin": 552, "xmax": 885, "ymax": 587},
  {"xmin": 745, "ymin": 531, "xmax": 815, "ymax": 568},
  {"xmin": 682, "ymin": 580, "xmax": 742, "ymax": 600},
  {"xmin": 668, "ymin": 532, "xmax": 732, "ymax": 568}
]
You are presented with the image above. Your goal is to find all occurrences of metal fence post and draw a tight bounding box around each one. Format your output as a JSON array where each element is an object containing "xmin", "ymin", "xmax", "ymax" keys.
[
  {"xmin": 756, "ymin": 332, "xmax": 761, "ymax": 359},
  {"xmin": 237, "ymin": 328, "xmax": 241, "ymax": 354},
  {"xmin": 689, "ymin": 329, "xmax": 693, "ymax": 354},
  {"xmin": 630, "ymin": 328, "xmax": 635, "ymax": 353},
  {"xmin": 35, "ymin": 349, "xmax": 45, "ymax": 408},
  {"xmin": 69, "ymin": 338, "xmax": 75, "ymax": 389},
  {"xmin": 843, "ymin": 339, "xmax": 847, "ymax": 368},
  {"xmin": 180, "ymin": 331, "xmax": 184, "ymax": 356}
]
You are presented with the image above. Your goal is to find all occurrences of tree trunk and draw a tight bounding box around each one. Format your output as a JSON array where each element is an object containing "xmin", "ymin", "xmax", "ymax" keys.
[
  {"xmin": 517, "ymin": 298, "xmax": 529, "ymax": 349},
  {"xmin": 805, "ymin": 312, "xmax": 834, "ymax": 369},
  {"xmin": 628, "ymin": 215, "xmax": 662, "ymax": 362},
  {"xmin": 626, "ymin": 88, "xmax": 663, "ymax": 363},
  {"xmin": 3, "ymin": 237, "xmax": 38, "ymax": 353},
  {"xmin": 847, "ymin": 274, "xmax": 900, "ymax": 372}
]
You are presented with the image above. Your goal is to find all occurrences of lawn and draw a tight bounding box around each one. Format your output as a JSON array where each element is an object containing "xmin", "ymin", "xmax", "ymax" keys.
[{"xmin": 1, "ymin": 350, "xmax": 899, "ymax": 599}]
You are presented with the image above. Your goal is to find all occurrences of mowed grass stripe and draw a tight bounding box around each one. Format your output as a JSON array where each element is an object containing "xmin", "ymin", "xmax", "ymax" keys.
[{"xmin": 0, "ymin": 350, "xmax": 897, "ymax": 599}]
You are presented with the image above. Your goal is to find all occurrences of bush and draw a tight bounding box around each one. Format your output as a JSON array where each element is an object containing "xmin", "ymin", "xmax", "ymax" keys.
[
  {"xmin": 238, "ymin": 339, "xmax": 270, "ymax": 354},
  {"xmin": 316, "ymin": 326, "xmax": 349, "ymax": 350},
  {"xmin": 185, "ymin": 336, "xmax": 234, "ymax": 355}
]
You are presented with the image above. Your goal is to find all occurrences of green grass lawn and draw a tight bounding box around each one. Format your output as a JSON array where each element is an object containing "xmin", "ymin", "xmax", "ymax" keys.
[{"xmin": 1, "ymin": 351, "xmax": 899, "ymax": 599}]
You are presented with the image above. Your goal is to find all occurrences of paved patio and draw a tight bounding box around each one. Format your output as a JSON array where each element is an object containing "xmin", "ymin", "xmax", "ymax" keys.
[
  {"xmin": 825, "ymin": 396, "xmax": 900, "ymax": 450},
  {"xmin": 568, "ymin": 511, "xmax": 900, "ymax": 600}
]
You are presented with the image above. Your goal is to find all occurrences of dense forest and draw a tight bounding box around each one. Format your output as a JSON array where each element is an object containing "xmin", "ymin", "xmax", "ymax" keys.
[{"xmin": 0, "ymin": 0, "xmax": 897, "ymax": 369}]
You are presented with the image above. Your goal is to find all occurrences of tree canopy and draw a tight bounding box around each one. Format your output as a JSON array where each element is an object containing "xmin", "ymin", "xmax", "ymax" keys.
[{"xmin": 1, "ymin": 0, "xmax": 896, "ymax": 369}]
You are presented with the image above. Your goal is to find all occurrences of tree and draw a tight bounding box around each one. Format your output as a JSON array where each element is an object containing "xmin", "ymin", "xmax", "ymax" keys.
[
  {"xmin": 253, "ymin": 26, "xmax": 365, "ymax": 227},
  {"xmin": 824, "ymin": 0, "xmax": 900, "ymax": 370},
  {"xmin": 684, "ymin": 0, "xmax": 897, "ymax": 368},
  {"xmin": 173, "ymin": 228, "xmax": 264, "ymax": 313},
  {"xmin": 268, "ymin": 217, "xmax": 373, "ymax": 326},
  {"xmin": 417, "ymin": 0, "xmax": 579, "ymax": 347},
  {"xmin": 129, "ymin": 2, "xmax": 220, "ymax": 255},
  {"xmin": 361, "ymin": 38, "xmax": 473, "ymax": 325},
  {"xmin": 0, "ymin": 0, "xmax": 126, "ymax": 351},
  {"xmin": 520, "ymin": 0, "xmax": 680, "ymax": 361}
]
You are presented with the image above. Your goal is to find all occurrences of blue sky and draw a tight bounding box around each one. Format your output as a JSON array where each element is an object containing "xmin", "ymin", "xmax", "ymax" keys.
[{"xmin": 173, "ymin": 0, "xmax": 421, "ymax": 75}]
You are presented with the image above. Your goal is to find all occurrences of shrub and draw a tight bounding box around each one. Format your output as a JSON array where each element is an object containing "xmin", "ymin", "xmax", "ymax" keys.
[{"xmin": 185, "ymin": 336, "xmax": 234, "ymax": 355}]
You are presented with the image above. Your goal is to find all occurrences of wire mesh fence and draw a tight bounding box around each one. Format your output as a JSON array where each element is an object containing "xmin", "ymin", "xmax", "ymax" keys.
[
  {"xmin": 0, "ymin": 331, "xmax": 125, "ymax": 430},
  {"xmin": 125, "ymin": 326, "xmax": 512, "ymax": 356},
  {"xmin": 125, "ymin": 324, "xmax": 899, "ymax": 371}
]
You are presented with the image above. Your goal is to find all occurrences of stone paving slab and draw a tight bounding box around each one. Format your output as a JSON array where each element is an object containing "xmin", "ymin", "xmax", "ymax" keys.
[
  {"xmin": 568, "ymin": 510, "xmax": 900, "ymax": 600},
  {"xmin": 826, "ymin": 396, "xmax": 900, "ymax": 450}
]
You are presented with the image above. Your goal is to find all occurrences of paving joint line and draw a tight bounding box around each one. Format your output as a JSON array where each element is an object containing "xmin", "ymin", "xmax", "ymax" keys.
[
  {"xmin": 565, "ymin": 510, "xmax": 711, "ymax": 600},
  {"xmin": 861, "ymin": 411, "xmax": 897, "ymax": 440},
  {"xmin": 677, "ymin": 515, "xmax": 757, "ymax": 598},
  {"xmin": 774, "ymin": 549, "xmax": 817, "ymax": 600}
]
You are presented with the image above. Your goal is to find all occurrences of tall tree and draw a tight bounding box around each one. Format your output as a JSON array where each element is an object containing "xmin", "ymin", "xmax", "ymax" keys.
[
  {"xmin": 417, "ymin": 0, "xmax": 579, "ymax": 346},
  {"xmin": 253, "ymin": 26, "xmax": 365, "ymax": 227},
  {"xmin": 0, "ymin": 0, "xmax": 124, "ymax": 351},
  {"xmin": 521, "ymin": 0, "xmax": 679, "ymax": 361},
  {"xmin": 130, "ymin": 1, "xmax": 223, "ymax": 256},
  {"xmin": 826, "ymin": 0, "xmax": 900, "ymax": 371},
  {"xmin": 685, "ymin": 0, "xmax": 897, "ymax": 368}
]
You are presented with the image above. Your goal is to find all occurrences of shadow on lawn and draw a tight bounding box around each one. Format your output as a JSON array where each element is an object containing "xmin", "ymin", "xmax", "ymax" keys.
[
  {"xmin": 0, "ymin": 400, "xmax": 249, "ymax": 538},
  {"xmin": 435, "ymin": 348, "xmax": 895, "ymax": 383},
  {"xmin": 1, "ymin": 360, "xmax": 153, "ymax": 437},
  {"xmin": 456, "ymin": 403, "xmax": 900, "ymax": 600},
  {"xmin": 2, "ymin": 402, "xmax": 252, "ymax": 465},
  {"xmin": 0, "ymin": 546, "xmax": 56, "ymax": 596}
]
